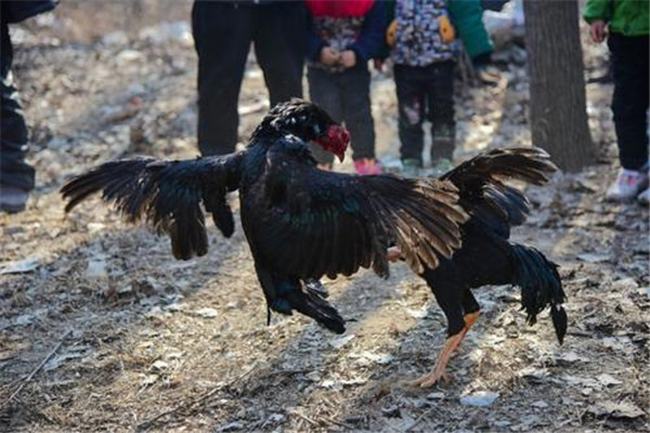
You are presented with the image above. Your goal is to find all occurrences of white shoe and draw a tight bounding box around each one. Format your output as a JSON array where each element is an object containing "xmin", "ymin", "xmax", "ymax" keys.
[
  {"xmin": 606, "ymin": 169, "xmax": 649, "ymax": 202},
  {"xmin": 637, "ymin": 188, "xmax": 650, "ymax": 206}
]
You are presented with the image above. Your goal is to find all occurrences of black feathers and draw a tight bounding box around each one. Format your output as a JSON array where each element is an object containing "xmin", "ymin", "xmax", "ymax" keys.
[
  {"xmin": 511, "ymin": 244, "xmax": 566, "ymax": 344},
  {"xmin": 422, "ymin": 146, "xmax": 568, "ymax": 346},
  {"xmin": 61, "ymin": 100, "xmax": 471, "ymax": 334},
  {"xmin": 61, "ymin": 154, "xmax": 243, "ymax": 260},
  {"xmin": 442, "ymin": 147, "xmax": 557, "ymax": 237},
  {"xmin": 253, "ymin": 140, "xmax": 468, "ymax": 280}
]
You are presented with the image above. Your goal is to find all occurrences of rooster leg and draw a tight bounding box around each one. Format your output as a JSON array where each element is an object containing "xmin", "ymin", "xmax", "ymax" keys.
[
  {"xmin": 450, "ymin": 311, "xmax": 480, "ymax": 358},
  {"xmin": 452, "ymin": 290, "xmax": 481, "ymax": 355},
  {"xmin": 410, "ymin": 332, "xmax": 464, "ymax": 388}
]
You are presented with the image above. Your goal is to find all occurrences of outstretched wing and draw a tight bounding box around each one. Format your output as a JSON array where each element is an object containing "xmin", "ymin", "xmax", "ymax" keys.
[
  {"xmin": 440, "ymin": 147, "xmax": 557, "ymax": 237},
  {"xmin": 250, "ymin": 140, "xmax": 468, "ymax": 278},
  {"xmin": 61, "ymin": 152, "xmax": 244, "ymax": 259}
]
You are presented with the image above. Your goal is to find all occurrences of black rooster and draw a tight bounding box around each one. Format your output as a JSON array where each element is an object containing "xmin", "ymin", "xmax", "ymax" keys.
[
  {"xmin": 61, "ymin": 100, "xmax": 468, "ymax": 334},
  {"xmin": 387, "ymin": 148, "xmax": 568, "ymax": 387}
]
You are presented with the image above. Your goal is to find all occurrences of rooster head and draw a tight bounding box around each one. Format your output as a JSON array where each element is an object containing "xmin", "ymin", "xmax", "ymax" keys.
[{"xmin": 261, "ymin": 99, "xmax": 350, "ymax": 161}]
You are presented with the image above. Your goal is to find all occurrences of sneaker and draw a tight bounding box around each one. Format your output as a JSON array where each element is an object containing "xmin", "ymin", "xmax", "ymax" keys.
[
  {"xmin": 353, "ymin": 158, "xmax": 382, "ymax": 175},
  {"xmin": 401, "ymin": 158, "xmax": 422, "ymax": 178},
  {"xmin": 606, "ymin": 169, "xmax": 649, "ymax": 202},
  {"xmin": 0, "ymin": 186, "xmax": 29, "ymax": 214},
  {"xmin": 637, "ymin": 188, "xmax": 650, "ymax": 206},
  {"xmin": 476, "ymin": 64, "xmax": 503, "ymax": 86},
  {"xmin": 430, "ymin": 158, "xmax": 454, "ymax": 178}
]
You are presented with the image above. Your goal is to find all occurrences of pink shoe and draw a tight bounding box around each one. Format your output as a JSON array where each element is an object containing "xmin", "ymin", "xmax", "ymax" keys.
[{"xmin": 354, "ymin": 158, "xmax": 382, "ymax": 175}]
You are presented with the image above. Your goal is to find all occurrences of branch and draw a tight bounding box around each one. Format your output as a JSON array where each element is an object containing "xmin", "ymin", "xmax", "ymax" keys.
[{"xmin": 2, "ymin": 329, "xmax": 72, "ymax": 409}]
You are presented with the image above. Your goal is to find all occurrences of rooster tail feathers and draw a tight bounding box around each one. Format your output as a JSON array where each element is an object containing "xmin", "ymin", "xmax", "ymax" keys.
[
  {"xmin": 510, "ymin": 244, "xmax": 567, "ymax": 344},
  {"xmin": 550, "ymin": 303, "xmax": 568, "ymax": 345},
  {"xmin": 267, "ymin": 280, "xmax": 345, "ymax": 334}
]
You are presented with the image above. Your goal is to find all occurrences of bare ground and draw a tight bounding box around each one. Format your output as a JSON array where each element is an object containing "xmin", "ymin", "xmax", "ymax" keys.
[{"xmin": 1, "ymin": 3, "xmax": 648, "ymax": 432}]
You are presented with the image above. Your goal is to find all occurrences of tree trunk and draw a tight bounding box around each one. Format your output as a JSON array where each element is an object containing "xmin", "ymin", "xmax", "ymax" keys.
[{"xmin": 523, "ymin": 0, "xmax": 594, "ymax": 172}]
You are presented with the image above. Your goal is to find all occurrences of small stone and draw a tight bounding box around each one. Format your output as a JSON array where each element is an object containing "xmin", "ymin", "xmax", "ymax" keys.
[
  {"xmin": 0, "ymin": 258, "xmax": 40, "ymax": 275},
  {"xmin": 577, "ymin": 253, "xmax": 610, "ymax": 263},
  {"xmin": 588, "ymin": 401, "xmax": 645, "ymax": 419},
  {"xmin": 85, "ymin": 259, "xmax": 107, "ymax": 279},
  {"xmin": 101, "ymin": 31, "xmax": 128, "ymax": 46},
  {"xmin": 218, "ymin": 421, "xmax": 243, "ymax": 432},
  {"xmin": 611, "ymin": 278, "xmax": 638, "ymax": 292},
  {"xmin": 195, "ymin": 307, "xmax": 218, "ymax": 318},
  {"xmin": 597, "ymin": 373, "xmax": 622, "ymax": 386},
  {"xmin": 460, "ymin": 391, "xmax": 499, "ymax": 407},
  {"xmin": 116, "ymin": 49, "xmax": 142, "ymax": 63},
  {"xmin": 329, "ymin": 334, "xmax": 355, "ymax": 349},
  {"xmin": 426, "ymin": 392, "xmax": 445, "ymax": 400},
  {"xmin": 381, "ymin": 405, "xmax": 401, "ymax": 418},
  {"xmin": 87, "ymin": 223, "xmax": 105, "ymax": 233},
  {"xmin": 117, "ymin": 284, "xmax": 133, "ymax": 295},
  {"xmin": 150, "ymin": 360, "xmax": 169, "ymax": 372},
  {"xmin": 141, "ymin": 374, "xmax": 159, "ymax": 386},
  {"xmin": 305, "ymin": 371, "xmax": 321, "ymax": 382}
]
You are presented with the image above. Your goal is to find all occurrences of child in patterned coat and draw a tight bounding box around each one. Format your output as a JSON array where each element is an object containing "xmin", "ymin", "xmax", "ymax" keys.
[{"xmin": 389, "ymin": 0, "xmax": 493, "ymax": 176}]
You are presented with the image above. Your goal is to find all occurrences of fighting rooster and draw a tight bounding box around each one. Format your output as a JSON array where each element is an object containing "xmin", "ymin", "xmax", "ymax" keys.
[
  {"xmin": 61, "ymin": 100, "xmax": 468, "ymax": 333},
  {"xmin": 387, "ymin": 147, "xmax": 567, "ymax": 387}
]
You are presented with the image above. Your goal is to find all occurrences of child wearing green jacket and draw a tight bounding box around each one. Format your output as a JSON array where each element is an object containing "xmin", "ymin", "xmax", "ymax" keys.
[{"xmin": 584, "ymin": 0, "xmax": 649, "ymax": 204}]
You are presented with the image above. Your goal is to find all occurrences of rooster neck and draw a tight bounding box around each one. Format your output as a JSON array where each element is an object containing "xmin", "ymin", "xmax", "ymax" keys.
[{"xmin": 249, "ymin": 118, "xmax": 285, "ymax": 144}]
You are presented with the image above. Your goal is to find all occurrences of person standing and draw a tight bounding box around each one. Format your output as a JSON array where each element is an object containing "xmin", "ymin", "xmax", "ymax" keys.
[
  {"xmin": 1, "ymin": 0, "xmax": 58, "ymax": 213},
  {"xmin": 584, "ymin": 0, "xmax": 649, "ymax": 203},
  {"xmin": 388, "ymin": 0, "xmax": 493, "ymax": 177},
  {"xmin": 305, "ymin": 0, "xmax": 387, "ymax": 174},
  {"xmin": 192, "ymin": 0, "xmax": 308, "ymax": 156}
]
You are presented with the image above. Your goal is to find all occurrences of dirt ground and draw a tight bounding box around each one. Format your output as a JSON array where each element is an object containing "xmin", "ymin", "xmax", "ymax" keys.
[{"xmin": 1, "ymin": 2, "xmax": 648, "ymax": 432}]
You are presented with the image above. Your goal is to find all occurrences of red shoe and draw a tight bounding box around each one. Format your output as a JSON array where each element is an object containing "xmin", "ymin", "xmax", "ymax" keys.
[{"xmin": 354, "ymin": 158, "xmax": 382, "ymax": 175}]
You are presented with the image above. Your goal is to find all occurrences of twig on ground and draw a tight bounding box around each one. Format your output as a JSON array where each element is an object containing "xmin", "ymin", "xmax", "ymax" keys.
[
  {"xmin": 1, "ymin": 330, "xmax": 72, "ymax": 409},
  {"xmin": 322, "ymin": 415, "xmax": 354, "ymax": 430},
  {"xmin": 404, "ymin": 406, "xmax": 437, "ymax": 432},
  {"xmin": 290, "ymin": 410, "xmax": 320, "ymax": 427},
  {"xmin": 137, "ymin": 361, "xmax": 259, "ymax": 431}
]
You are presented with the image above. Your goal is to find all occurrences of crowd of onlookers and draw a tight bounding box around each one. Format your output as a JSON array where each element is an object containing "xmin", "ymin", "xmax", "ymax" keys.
[{"xmin": 1, "ymin": 0, "xmax": 648, "ymax": 214}]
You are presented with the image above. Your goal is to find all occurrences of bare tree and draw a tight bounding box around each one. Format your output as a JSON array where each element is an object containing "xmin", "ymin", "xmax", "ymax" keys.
[{"xmin": 523, "ymin": 0, "xmax": 595, "ymax": 172}]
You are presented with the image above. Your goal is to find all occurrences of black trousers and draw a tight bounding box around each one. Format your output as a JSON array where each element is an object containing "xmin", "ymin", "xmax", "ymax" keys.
[
  {"xmin": 1, "ymin": 20, "xmax": 34, "ymax": 191},
  {"xmin": 307, "ymin": 65, "xmax": 375, "ymax": 164},
  {"xmin": 192, "ymin": 1, "xmax": 307, "ymax": 156},
  {"xmin": 394, "ymin": 61, "xmax": 455, "ymax": 163},
  {"xmin": 608, "ymin": 33, "xmax": 649, "ymax": 171}
]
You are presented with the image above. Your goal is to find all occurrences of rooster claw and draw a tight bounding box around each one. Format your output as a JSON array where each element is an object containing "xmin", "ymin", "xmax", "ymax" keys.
[{"xmin": 408, "ymin": 371, "xmax": 451, "ymax": 389}]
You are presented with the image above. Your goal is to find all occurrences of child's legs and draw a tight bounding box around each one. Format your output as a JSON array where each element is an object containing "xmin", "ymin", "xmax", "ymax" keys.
[
  {"xmin": 395, "ymin": 64, "xmax": 427, "ymax": 163},
  {"xmin": 340, "ymin": 66, "xmax": 375, "ymax": 160},
  {"xmin": 307, "ymin": 67, "xmax": 344, "ymax": 165},
  {"xmin": 608, "ymin": 34, "xmax": 649, "ymax": 171},
  {"xmin": 425, "ymin": 61, "xmax": 456, "ymax": 161}
]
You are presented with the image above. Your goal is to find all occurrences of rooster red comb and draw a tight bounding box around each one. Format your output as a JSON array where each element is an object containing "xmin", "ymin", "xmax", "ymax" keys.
[{"xmin": 317, "ymin": 125, "xmax": 350, "ymax": 162}]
